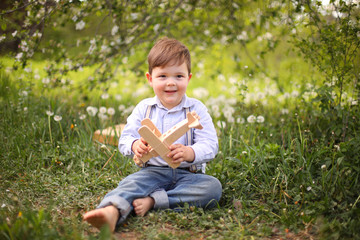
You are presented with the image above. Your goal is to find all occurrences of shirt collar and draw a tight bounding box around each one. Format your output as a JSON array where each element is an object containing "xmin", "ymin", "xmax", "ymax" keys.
[{"xmin": 147, "ymin": 95, "xmax": 192, "ymax": 111}]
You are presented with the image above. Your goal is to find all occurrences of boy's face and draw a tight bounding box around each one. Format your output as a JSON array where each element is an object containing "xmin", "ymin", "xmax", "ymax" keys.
[{"xmin": 146, "ymin": 62, "xmax": 192, "ymax": 110}]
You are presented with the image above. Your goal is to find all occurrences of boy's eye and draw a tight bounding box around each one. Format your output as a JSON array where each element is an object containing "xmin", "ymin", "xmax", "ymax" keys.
[{"xmin": 177, "ymin": 75, "xmax": 184, "ymax": 78}]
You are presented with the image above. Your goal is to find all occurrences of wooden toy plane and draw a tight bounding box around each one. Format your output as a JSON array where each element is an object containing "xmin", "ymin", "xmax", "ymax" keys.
[{"xmin": 133, "ymin": 111, "xmax": 203, "ymax": 168}]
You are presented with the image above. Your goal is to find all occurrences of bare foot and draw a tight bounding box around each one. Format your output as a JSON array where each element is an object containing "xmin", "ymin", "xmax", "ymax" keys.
[
  {"xmin": 133, "ymin": 197, "xmax": 155, "ymax": 217},
  {"xmin": 83, "ymin": 205, "xmax": 119, "ymax": 232}
]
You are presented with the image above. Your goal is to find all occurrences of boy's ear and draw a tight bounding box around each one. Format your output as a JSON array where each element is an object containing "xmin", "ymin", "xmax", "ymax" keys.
[{"xmin": 146, "ymin": 72, "xmax": 152, "ymax": 85}]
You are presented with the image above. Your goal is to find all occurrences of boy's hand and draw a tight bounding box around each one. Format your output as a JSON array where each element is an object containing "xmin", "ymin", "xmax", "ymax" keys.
[
  {"xmin": 167, "ymin": 144, "xmax": 195, "ymax": 164},
  {"xmin": 132, "ymin": 138, "xmax": 150, "ymax": 158}
]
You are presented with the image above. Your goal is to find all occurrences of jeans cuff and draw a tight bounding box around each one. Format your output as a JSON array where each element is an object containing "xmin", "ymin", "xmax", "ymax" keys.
[
  {"xmin": 150, "ymin": 189, "xmax": 169, "ymax": 210},
  {"xmin": 97, "ymin": 195, "xmax": 131, "ymax": 226}
]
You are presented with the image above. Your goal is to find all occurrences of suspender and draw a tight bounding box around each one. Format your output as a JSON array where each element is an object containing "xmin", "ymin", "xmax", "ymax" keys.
[
  {"xmin": 145, "ymin": 105, "xmax": 198, "ymax": 172},
  {"xmin": 145, "ymin": 105, "xmax": 193, "ymax": 146}
]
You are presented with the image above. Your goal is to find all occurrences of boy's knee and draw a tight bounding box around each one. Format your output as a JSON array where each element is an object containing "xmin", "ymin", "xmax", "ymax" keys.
[
  {"xmin": 203, "ymin": 176, "xmax": 222, "ymax": 201},
  {"xmin": 212, "ymin": 177, "xmax": 222, "ymax": 200}
]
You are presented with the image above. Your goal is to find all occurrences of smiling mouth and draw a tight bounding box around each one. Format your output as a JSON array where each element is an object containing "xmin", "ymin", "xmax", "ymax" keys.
[{"xmin": 165, "ymin": 90, "xmax": 177, "ymax": 93}]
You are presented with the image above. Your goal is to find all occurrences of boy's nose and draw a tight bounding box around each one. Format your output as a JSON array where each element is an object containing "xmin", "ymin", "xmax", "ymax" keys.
[{"xmin": 166, "ymin": 79, "xmax": 176, "ymax": 86}]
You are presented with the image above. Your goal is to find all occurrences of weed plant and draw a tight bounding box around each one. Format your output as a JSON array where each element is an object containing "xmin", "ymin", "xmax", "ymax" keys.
[{"xmin": 1, "ymin": 67, "xmax": 359, "ymax": 240}]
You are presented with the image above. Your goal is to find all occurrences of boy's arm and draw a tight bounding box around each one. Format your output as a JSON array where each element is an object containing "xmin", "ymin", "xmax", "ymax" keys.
[
  {"xmin": 188, "ymin": 104, "xmax": 218, "ymax": 164},
  {"xmin": 118, "ymin": 104, "xmax": 144, "ymax": 157}
]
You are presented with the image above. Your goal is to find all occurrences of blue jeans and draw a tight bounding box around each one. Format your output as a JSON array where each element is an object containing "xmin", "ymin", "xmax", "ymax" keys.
[{"xmin": 97, "ymin": 166, "xmax": 222, "ymax": 225}]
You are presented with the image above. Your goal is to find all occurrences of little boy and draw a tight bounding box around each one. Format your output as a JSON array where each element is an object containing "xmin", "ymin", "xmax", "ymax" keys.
[{"xmin": 83, "ymin": 37, "xmax": 222, "ymax": 232}]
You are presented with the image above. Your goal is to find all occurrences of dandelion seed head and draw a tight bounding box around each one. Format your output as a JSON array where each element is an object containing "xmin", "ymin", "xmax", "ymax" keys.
[
  {"xmin": 99, "ymin": 106, "xmax": 107, "ymax": 114},
  {"xmin": 247, "ymin": 115, "xmax": 256, "ymax": 123},
  {"xmin": 236, "ymin": 117, "xmax": 245, "ymax": 124},
  {"xmin": 100, "ymin": 144, "xmax": 107, "ymax": 151},
  {"xmin": 46, "ymin": 111, "xmax": 54, "ymax": 116},
  {"xmin": 115, "ymin": 94, "xmax": 122, "ymax": 101},
  {"xmin": 281, "ymin": 108, "xmax": 289, "ymax": 114},
  {"xmin": 86, "ymin": 106, "xmax": 98, "ymax": 116},
  {"xmin": 54, "ymin": 115, "xmax": 62, "ymax": 121},
  {"xmin": 256, "ymin": 116, "xmax": 265, "ymax": 123},
  {"xmin": 19, "ymin": 91, "xmax": 28, "ymax": 97},
  {"xmin": 306, "ymin": 186, "xmax": 312, "ymax": 191},
  {"xmin": 216, "ymin": 120, "xmax": 226, "ymax": 128},
  {"xmin": 98, "ymin": 113, "xmax": 108, "ymax": 120},
  {"xmin": 118, "ymin": 104, "xmax": 126, "ymax": 112},
  {"xmin": 79, "ymin": 114, "xmax": 86, "ymax": 120},
  {"xmin": 107, "ymin": 107, "xmax": 115, "ymax": 116}
]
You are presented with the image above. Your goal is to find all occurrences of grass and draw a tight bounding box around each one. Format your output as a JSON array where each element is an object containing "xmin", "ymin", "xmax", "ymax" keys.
[{"xmin": 1, "ymin": 54, "xmax": 360, "ymax": 240}]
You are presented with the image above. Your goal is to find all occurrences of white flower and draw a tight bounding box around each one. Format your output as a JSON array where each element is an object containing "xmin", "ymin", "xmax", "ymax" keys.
[
  {"xmin": 321, "ymin": 164, "xmax": 326, "ymax": 170},
  {"xmin": 352, "ymin": 100, "xmax": 358, "ymax": 105},
  {"xmin": 0, "ymin": 35, "xmax": 5, "ymax": 42},
  {"xmin": 306, "ymin": 186, "xmax": 312, "ymax": 191},
  {"xmin": 223, "ymin": 106, "xmax": 235, "ymax": 123},
  {"xmin": 192, "ymin": 87, "xmax": 209, "ymax": 99},
  {"xmin": 242, "ymin": 151, "xmax": 247, "ymax": 154},
  {"xmin": 236, "ymin": 117, "xmax": 245, "ymax": 124},
  {"xmin": 256, "ymin": 116, "xmax": 265, "ymax": 123},
  {"xmin": 46, "ymin": 111, "xmax": 54, "ymax": 116},
  {"xmin": 111, "ymin": 25, "xmax": 119, "ymax": 36},
  {"xmin": 107, "ymin": 107, "xmax": 115, "ymax": 116},
  {"xmin": 1, "ymin": 204, "xmax": 5, "ymax": 208},
  {"xmin": 101, "ymin": 93, "xmax": 109, "ymax": 99},
  {"xmin": 86, "ymin": 106, "xmax": 98, "ymax": 116},
  {"xmin": 291, "ymin": 90, "xmax": 299, "ymax": 97},
  {"xmin": 98, "ymin": 113, "xmax": 108, "ymax": 120},
  {"xmin": 130, "ymin": 13, "xmax": 138, "ymax": 20},
  {"xmin": 217, "ymin": 120, "xmax": 226, "ymax": 128},
  {"xmin": 42, "ymin": 78, "xmax": 50, "ymax": 84},
  {"xmin": 118, "ymin": 104, "xmax": 126, "ymax": 112},
  {"xmin": 75, "ymin": 20, "xmax": 85, "ymax": 30},
  {"xmin": 100, "ymin": 45, "xmax": 109, "ymax": 53},
  {"xmin": 281, "ymin": 108, "xmax": 289, "ymax": 114},
  {"xmin": 99, "ymin": 106, "xmax": 107, "ymax": 114},
  {"xmin": 237, "ymin": 31, "xmax": 248, "ymax": 41},
  {"xmin": 79, "ymin": 114, "xmax": 86, "ymax": 120},
  {"xmin": 19, "ymin": 91, "xmax": 28, "ymax": 97},
  {"xmin": 15, "ymin": 52, "xmax": 23, "ymax": 61},
  {"xmin": 115, "ymin": 94, "xmax": 122, "ymax": 101},
  {"xmin": 153, "ymin": 23, "xmax": 160, "ymax": 32},
  {"xmin": 247, "ymin": 115, "xmax": 256, "ymax": 123},
  {"xmin": 54, "ymin": 115, "xmax": 62, "ymax": 122},
  {"xmin": 23, "ymin": 107, "xmax": 28, "ymax": 112},
  {"xmin": 12, "ymin": 31, "xmax": 17, "ymax": 37},
  {"xmin": 264, "ymin": 32, "xmax": 273, "ymax": 40}
]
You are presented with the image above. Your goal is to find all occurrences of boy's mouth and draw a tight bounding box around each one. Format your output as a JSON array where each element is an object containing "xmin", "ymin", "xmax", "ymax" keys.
[{"xmin": 165, "ymin": 90, "xmax": 177, "ymax": 93}]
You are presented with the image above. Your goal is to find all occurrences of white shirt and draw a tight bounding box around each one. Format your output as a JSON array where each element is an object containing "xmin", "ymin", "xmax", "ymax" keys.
[{"xmin": 118, "ymin": 95, "xmax": 218, "ymax": 172}]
